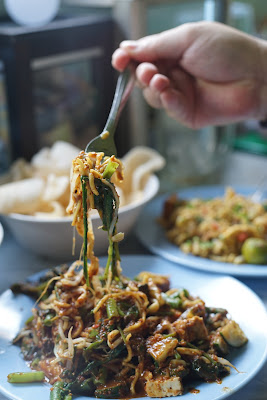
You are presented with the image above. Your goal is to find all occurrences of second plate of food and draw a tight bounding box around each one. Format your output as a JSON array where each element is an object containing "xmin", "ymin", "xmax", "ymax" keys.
[{"xmin": 135, "ymin": 185, "xmax": 267, "ymax": 277}]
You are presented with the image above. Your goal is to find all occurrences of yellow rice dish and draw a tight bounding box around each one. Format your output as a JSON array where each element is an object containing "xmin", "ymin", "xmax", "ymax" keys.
[{"xmin": 160, "ymin": 188, "xmax": 267, "ymax": 265}]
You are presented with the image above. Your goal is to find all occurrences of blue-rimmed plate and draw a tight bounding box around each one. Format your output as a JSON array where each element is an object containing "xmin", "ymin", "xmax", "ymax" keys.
[
  {"xmin": 0, "ymin": 223, "xmax": 3, "ymax": 247},
  {"xmin": 136, "ymin": 185, "xmax": 267, "ymax": 277},
  {"xmin": 0, "ymin": 255, "xmax": 267, "ymax": 400}
]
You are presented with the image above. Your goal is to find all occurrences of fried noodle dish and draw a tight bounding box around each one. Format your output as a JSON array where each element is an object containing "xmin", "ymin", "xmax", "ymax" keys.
[
  {"xmin": 11, "ymin": 153, "xmax": 248, "ymax": 399},
  {"xmin": 161, "ymin": 188, "xmax": 267, "ymax": 264}
]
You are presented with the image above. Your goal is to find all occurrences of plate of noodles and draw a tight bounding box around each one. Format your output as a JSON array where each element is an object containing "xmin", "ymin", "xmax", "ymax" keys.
[
  {"xmin": 0, "ymin": 254, "xmax": 267, "ymax": 400},
  {"xmin": 136, "ymin": 185, "xmax": 267, "ymax": 277}
]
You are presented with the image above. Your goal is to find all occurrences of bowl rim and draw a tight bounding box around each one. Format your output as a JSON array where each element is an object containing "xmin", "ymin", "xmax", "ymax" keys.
[{"xmin": 3, "ymin": 174, "xmax": 160, "ymax": 224}]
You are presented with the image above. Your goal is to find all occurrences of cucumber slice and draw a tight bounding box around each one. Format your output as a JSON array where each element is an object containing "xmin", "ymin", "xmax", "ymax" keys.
[
  {"xmin": 212, "ymin": 333, "xmax": 229, "ymax": 355},
  {"xmin": 220, "ymin": 320, "xmax": 248, "ymax": 348}
]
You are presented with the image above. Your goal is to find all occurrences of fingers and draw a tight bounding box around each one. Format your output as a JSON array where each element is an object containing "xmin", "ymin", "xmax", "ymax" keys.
[
  {"xmin": 160, "ymin": 88, "xmax": 191, "ymax": 125},
  {"xmin": 136, "ymin": 63, "xmax": 159, "ymax": 87},
  {"xmin": 114, "ymin": 23, "xmax": 198, "ymax": 65},
  {"xmin": 111, "ymin": 24, "xmax": 194, "ymax": 70},
  {"xmin": 136, "ymin": 64, "xmax": 194, "ymax": 125},
  {"xmin": 143, "ymin": 73, "xmax": 171, "ymax": 109},
  {"xmin": 112, "ymin": 48, "xmax": 131, "ymax": 71}
]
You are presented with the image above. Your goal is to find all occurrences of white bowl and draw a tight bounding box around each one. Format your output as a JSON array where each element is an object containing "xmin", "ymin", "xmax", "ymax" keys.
[{"xmin": 2, "ymin": 175, "xmax": 159, "ymax": 260}]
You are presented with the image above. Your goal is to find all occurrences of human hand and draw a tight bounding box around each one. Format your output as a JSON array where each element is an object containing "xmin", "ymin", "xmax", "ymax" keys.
[{"xmin": 112, "ymin": 22, "xmax": 267, "ymax": 128}]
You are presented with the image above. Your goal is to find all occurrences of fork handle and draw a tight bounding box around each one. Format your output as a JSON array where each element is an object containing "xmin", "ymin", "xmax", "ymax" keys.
[{"xmin": 104, "ymin": 63, "xmax": 136, "ymax": 137}]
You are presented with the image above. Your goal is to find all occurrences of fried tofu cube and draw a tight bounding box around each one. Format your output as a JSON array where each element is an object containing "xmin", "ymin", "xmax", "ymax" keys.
[
  {"xmin": 173, "ymin": 316, "xmax": 208, "ymax": 342},
  {"xmin": 146, "ymin": 334, "xmax": 178, "ymax": 363},
  {"xmin": 145, "ymin": 376, "xmax": 183, "ymax": 397}
]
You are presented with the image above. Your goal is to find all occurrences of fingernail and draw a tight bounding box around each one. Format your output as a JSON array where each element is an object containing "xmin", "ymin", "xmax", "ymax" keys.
[{"xmin": 120, "ymin": 40, "xmax": 137, "ymax": 50}]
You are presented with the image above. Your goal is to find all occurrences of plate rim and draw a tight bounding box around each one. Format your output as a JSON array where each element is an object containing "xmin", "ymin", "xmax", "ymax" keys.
[
  {"xmin": 135, "ymin": 185, "xmax": 267, "ymax": 277},
  {"xmin": 0, "ymin": 254, "xmax": 267, "ymax": 400},
  {"xmin": 0, "ymin": 222, "xmax": 3, "ymax": 246}
]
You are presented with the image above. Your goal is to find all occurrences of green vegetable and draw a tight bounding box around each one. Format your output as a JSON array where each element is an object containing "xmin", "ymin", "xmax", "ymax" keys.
[
  {"xmin": 50, "ymin": 381, "xmax": 64, "ymax": 400},
  {"xmin": 106, "ymin": 342, "xmax": 126, "ymax": 361},
  {"xmin": 89, "ymin": 328, "xmax": 99, "ymax": 339},
  {"xmin": 232, "ymin": 204, "xmax": 243, "ymax": 213},
  {"xmin": 70, "ymin": 378, "xmax": 95, "ymax": 395},
  {"xmin": 161, "ymin": 291, "xmax": 182, "ymax": 309},
  {"xmin": 7, "ymin": 371, "xmax": 45, "ymax": 383},
  {"xmin": 81, "ymin": 343, "xmax": 125, "ymax": 377},
  {"xmin": 43, "ymin": 312, "xmax": 55, "ymax": 326},
  {"xmin": 182, "ymin": 289, "xmax": 189, "ymax": 298},
  {"xmin": 50, "ymin": 381, "xmax": 71, "ymax": 400},
  {"xmin": 93, "ymin": 368, "xmax": 108, "ymax": 385},
  {"xmin": 93, "ymin": 179, "xmax": 120, "ymax": 280},
  {"xmin": 187, "ymin": 342, "xmax": 216, "ymax": 365},
  {"xmin": 93, "ymin": 179, "xmax": 116, "ymax": 234},
  {"xmin": 25, "ymin": 315, "xmax": 34, "ymax": 325},
  {"xmin": 31, "ymin": 358, "xmax": 40, "ymax": 368},
  {"xmin": 78, "ymin": 379, "xmax": 95, "ymax": 394},
  {"xmin": 117, "ymin": 326, "xmax": 127, "ymax": 343},
  {"xmin": 95, "ymin": 381, "xmax": 128, "ymax": 398},
  {"xmin": 186, "ymin": 202, "xmax": 194, "ymax": 208},
  {"xmin": 83, "ymin": 340, "xmax": 104, "ymax": 361},
  {"xmin": 206, "ymin": 307, "xmax": 228, "ymax": 315},
  {"xmin": 241, "ymin": 238, "xmax": 267, "ymax": 264},
  {"xmin": 191, "ymin": 357, "xmax": 228, "ymax": 381},
  {"xmin": 102, "ymin": 161, "xmax": 119, "ymax": 179},
  {"xmin": 106, "ymin": 297, "xmax": 119, "ymax": 318},
  {"xmin": 199, "ymin": 240, "xmax": 213, "ymax": 249},
  {"xmin": 81, "ymin": 360, "xmax": 101, "ymax": 376}
]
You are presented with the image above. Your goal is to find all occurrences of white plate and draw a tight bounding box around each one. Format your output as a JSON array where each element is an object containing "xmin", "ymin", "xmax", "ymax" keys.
[
  {"xmin": 136, "ymin": 185, "xmax": 267, "ymax": 277},
  {"xmin": 0, "ymin": 255, "xmax": 267, "ymax": 400},
  {"xmin": 0, "ymin": 223, "xmax": 3, "ymax": 247}
]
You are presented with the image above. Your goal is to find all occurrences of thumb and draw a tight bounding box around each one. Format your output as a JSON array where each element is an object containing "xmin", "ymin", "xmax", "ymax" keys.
[{"xmin": 120, "ymin": 24, "xmax": 194, "ymax": 62}]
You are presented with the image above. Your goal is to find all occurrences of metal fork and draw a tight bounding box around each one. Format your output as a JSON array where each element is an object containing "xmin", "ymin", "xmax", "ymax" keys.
[{"xmin": 85, "ymin": 63, "xmax": 136, "ymax": 156}]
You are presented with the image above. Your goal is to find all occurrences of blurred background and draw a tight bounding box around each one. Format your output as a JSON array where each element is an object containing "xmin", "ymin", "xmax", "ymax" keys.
[{"xmin": 0, "ymin": 0, "xmax": 266, "ymax": 190}]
